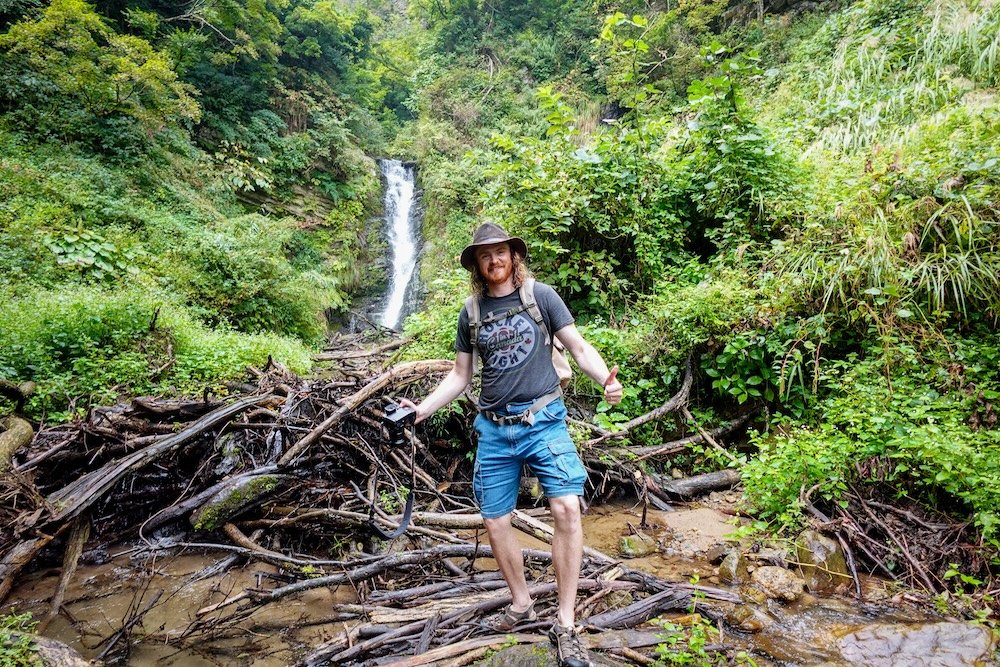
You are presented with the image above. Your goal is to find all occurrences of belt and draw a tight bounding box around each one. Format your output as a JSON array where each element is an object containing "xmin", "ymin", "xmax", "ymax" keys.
[{"xmin": 482, "ymin": 390, "xmax": 561, "ymax": 427}]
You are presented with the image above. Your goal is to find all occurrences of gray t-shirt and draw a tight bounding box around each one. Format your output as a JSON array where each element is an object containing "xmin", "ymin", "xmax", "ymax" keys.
[{"xmin": 456, "ymin": 281, "xmax": 574, "ymax": 412}]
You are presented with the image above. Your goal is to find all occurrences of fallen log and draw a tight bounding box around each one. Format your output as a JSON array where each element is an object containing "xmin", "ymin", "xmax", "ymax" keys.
[
  {"xmin": 586, "ymin": 587, "xmax": 690, "ymax": 629},
  {"xmin": 189, "ymin": 473, "xmax": 292, "ymax": 531},
  {"xmin": 656, "ymin": 469, "xmax": 741, "ymax": 499}
]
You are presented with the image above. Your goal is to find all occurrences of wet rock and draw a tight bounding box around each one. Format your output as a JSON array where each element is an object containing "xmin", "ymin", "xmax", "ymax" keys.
[
  {"xmin": 619, "ymin": 531, "xmax": 657, "ymax": 558},
  {"xmin": 837, "ymin": 621, "xmax": 994, "ymax": 666},
  {"xmin": 738, "ymin": 585, "xmax": 768, "ymax": 605},
  {"xmin": 718, "ymin": 551, "xmax": 750, "ymax": 584},
  {"xmin": 724, "ymin": 604, "xmax": 774, "ymax": 633},
  {"xmin": 748, "ymin": 545, "xmax": 789, "ymax": 568},
  {"xmin": 480, "ymin": 641, "xmax": 625, "ymax": 666},
  {"xmin": 8, "ymin": 635, "xmax": 89, "ymax": 667},
  {"xmin": 796, "ymin": 529, "xmax": 851, "ymax": 593},
  {"xmin": 750, "ymin": 566, "xmax": 805, "ymax": 602},
  {"xmin": 704, "ymin": 543, "xmax": 731, "ymax": 565}
]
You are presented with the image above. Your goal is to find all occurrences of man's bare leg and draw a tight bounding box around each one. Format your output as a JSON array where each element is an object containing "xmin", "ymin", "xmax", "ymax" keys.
[
  {"xmin": 483, "ymin": 513, "xmax": 533, "ymax": 611},
  {"xmin": 548, "ymin": 495, "xmax": 583, "ymax": 627}
]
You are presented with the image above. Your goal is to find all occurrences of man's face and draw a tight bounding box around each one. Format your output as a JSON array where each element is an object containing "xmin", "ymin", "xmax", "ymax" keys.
[{"xmin": 475, "ymin": 242, "xmax": 513, "ymax": 288}]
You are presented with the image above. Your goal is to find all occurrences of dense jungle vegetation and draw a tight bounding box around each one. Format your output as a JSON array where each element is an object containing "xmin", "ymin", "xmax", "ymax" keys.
[{"xmin": 1, "ymin": 0, "xmax": 998, "ymax": 611}]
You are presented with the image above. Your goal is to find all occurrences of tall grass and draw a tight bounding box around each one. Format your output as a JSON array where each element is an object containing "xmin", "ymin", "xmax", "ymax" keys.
[{"xmin": 769, "ymin": 0, "xmax": 1000, "ymax": 153}]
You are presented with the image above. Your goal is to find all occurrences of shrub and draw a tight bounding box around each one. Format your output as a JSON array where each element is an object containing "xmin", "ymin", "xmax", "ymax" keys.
[
  {"xmin": 0, "ymin": 284, "xmax": 312, "ymax": 420},
  {"xmin": 743, "ymin": 344, "xmax": 1000, "ymax": 543}
]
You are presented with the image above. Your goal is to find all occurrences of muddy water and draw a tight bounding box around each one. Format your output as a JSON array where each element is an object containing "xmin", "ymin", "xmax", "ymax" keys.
[{"xmin": 7, "ymin": 503, "xmax": 997, "ymax": 665}]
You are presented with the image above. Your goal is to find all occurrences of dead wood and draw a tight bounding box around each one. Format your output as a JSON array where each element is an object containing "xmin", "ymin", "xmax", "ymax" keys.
[
  {"xmin": 313, "ymin": 338, "xmax": 409, "ymax": 361},
  {"xmin": 655, "ymin": 469, "xmax": 741, "ymax": 499},
  {"xmin": 278, "ymin": 359, "xmax": 452, "ymax": 465},
  {"xmin": 616, "ymin": 414, "xmax": 752, "ymax": 461},
  {"xmin": 48, "ymin": 394, "xmax": 274, "ymax": 523},
  {"xmin": 39, "ymin": 516, "xmax": 89, "ymax": 633},
  {"xmin": 0, "ymin": 532, "xmax": 59, "ymax": 602},
  {"xmin": 586, "ymin": 356, "xmax": 694, "ymax": 446}
]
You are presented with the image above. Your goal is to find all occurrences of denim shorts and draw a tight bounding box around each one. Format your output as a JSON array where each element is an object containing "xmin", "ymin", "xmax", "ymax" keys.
[{"xmin": 472, "ymin": 398, "xmax": 588, "ymax": 519}]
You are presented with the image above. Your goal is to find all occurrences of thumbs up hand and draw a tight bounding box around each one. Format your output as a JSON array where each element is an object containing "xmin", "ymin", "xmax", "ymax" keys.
[{"xmin": 603, "ymin": 365, "xmax": 622, "ymax": 405}]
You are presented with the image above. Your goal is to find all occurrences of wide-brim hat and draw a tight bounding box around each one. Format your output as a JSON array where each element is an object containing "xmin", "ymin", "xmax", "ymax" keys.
[{"xmin": 460, "ymin": 222, "xmax": 528, "ymax": 271}]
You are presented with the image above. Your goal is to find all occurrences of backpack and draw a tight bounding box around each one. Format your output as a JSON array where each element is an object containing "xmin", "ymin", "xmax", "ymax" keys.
[{"xmin": 464, "ymin": 278, "xmax": 572, "ymax": 391}]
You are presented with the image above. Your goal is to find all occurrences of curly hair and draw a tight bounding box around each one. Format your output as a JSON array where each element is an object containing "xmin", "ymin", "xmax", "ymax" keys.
[{"xmin": 469, "ymin": 247, "xmax": 533, "ymax": 298}]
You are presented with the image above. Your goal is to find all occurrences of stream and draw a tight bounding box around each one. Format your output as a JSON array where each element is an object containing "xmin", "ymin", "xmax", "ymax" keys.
[{"xmin": 8, "ymin": 500, "xmax": 995, "ymax": 666}]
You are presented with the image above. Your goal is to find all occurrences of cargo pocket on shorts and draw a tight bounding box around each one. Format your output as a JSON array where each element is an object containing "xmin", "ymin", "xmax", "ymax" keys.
[{"xmin": 547, "ymin": 435, "xmax": 586, "ymax": 486}]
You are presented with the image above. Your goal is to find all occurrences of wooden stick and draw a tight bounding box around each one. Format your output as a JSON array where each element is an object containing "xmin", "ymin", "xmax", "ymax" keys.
[
  {"xmin": 279, "ymin": 360, "xmax": 452, "ymax": 465},
  {"xmin": 313, "ymin": 339, "xmax": 410, "ymax": 361},
  {"xmin": 586, "ymin": 356, "xmax": 693, "ymax": 446}
]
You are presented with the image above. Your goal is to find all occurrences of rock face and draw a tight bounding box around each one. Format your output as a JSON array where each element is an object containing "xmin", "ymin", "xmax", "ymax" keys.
[
  {"xmin": 750, "ymin": 566, "xmax": 805, "ymax": 602},
  {"xmin": 837, "ymin": 621, "xmax": 995, "ymax": 666},
  {"xmin": 796, "ymin": 529, "xmax": 851, "ymax": 592}
]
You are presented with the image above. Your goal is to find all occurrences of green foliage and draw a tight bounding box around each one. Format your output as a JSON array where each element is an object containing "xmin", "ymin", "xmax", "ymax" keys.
[
  {"xmin": 160, "ymin": 214, "xmax": 344, "ymax": 342},
  {"xmin": 654, "ymin": 615, "xmax": 757, "ymax": 667},
  {"xmin": 678, "ymin": 43, "xmax": 800, "ymax": 250},
  {"xmin": 0, "ymin": 284, "xmax": 312, "ymax": 420},
  {"xmin": 763, "ymin": 0, "xmax": 1000, "ymax": 152},
  {"xmin": 42, "ymin": 226, "xmax": 141, "ymax": 281},
  {"xmin": 0, "ymin": 610, "xmax": 40, "ymax": 667},
  {"xmin": 703, "ymin": 331, "xmax": 779, "ymax": 405},
  {"xmin": 743, "ymin": 343, "xmax": 1000, "ymax": 543},
  {"xmin": 0, "ymin": 0, "xmax": 200, "ymax": 152},
  {"xmin": 481, "ymin": 88, "xmax": 686, "ymax": 312},
  {"xmin": 400, "ymin": 270, "xmax": 468, "ymax": 361}
]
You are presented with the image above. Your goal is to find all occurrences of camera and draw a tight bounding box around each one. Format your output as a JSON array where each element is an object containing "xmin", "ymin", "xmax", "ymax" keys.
[{"xmin": 382, "ymin": 401, "xmax": 416, "ymax": 447}]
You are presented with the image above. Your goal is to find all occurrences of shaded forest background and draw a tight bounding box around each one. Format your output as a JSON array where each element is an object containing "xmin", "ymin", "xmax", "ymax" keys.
[{"xmin": 1, "ymin": 0, "xmax": 998, "ymax": 609}]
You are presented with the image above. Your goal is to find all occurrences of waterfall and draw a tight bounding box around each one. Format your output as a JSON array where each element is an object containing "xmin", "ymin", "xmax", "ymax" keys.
[{"xmin": 378, "ymin": 159, "xmax": 421, "ymax": 330}]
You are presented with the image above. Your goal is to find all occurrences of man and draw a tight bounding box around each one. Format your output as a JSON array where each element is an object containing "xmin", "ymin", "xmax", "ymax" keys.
[{"xmin": 402, "ymin": 222, "xmax": 623, "ymax": 667}]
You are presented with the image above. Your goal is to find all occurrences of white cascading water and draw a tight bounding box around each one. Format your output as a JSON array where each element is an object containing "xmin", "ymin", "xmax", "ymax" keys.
[{"xmin": 378, "ymin": 159, "xmax": 420, "ymax": 330}]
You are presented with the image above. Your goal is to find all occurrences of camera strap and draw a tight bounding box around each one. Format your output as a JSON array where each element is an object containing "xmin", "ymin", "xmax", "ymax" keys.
[{"xmin": 365, "ymin": 430, "xmax": 416, "ymax": 540}]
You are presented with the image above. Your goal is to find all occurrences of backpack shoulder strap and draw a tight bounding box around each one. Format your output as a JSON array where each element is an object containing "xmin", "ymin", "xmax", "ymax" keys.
[
  {"xmin": 520, "ymin": 279, "xmax": 550, "ymax": 346},
  {"xmin": 464, "ymin": 295, "xmax": 482, "ymax": 376}
]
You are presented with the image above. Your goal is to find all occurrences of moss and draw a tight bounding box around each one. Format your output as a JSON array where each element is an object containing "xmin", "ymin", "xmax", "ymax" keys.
[{"xmin": 192, "ymin": 475, "xmax": 280, "ymax": 531}]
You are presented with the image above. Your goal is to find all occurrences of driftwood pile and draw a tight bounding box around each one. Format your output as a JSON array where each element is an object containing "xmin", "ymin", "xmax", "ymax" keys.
[{"xmin": 0, "ymin": 334, "xmax": 750, "ymax": 666}]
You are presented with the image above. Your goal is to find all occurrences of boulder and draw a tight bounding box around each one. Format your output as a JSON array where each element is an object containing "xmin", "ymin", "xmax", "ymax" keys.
[
  {"xmin": 724, "ymin": 604, "xmax": 774, "ymax": 633},
  {"xmin": 837, "ymin": 621, "xmax": 994, "ymax": 666},
  {"xmin": 619, "ymin": 531, "xmax": 657, "ymax": 558},
  {"xmin": 750, "ymin": 566, "xmax": 805, "ymax": 602},
  {"xmin": 796, "ymin": 529, "xmax": 851, "ymax": 593},
  {"xmin": 7, "ymin": 634, "xmax": 89, "ymax": 667}
]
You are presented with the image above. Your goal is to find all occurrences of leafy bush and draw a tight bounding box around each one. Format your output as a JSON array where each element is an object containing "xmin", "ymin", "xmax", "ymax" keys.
[
  {"xmin": 0, "ymin": 284, "xmax": 312, "ymax": 420},
  {"xmin": 0, "ymin": 610, "xmax": 40, "ymax": 667},
  {"xmin": 743, "ymin": 344, "xmax": 1000, "ymax": 543},
  {"xmin": 0, "ymin": 0, "xmax": 200, "ymax": 153}
]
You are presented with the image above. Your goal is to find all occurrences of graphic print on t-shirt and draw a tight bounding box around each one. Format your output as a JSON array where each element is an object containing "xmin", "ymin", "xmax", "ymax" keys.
[{"xmin": 480, "ymin": 312, "xmax": 537, "ymax": 371}]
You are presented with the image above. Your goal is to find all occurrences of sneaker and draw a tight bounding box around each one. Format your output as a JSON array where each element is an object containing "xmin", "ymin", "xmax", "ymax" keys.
[
  {"xmin": 486, "ymin": 599, "xmax": 537, "ymax": 632},
  {"xmin": 548, "ymin": 623, "xmax": 593, "ymax": 667}
]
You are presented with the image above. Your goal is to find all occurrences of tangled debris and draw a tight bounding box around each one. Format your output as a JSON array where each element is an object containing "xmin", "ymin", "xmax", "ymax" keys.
[
  {"xmin": 1, "ymin": 333, "xmax": 991, "ymax": 664},
  {"xmin": 0, "ymin": 335, "xmax": 746, "ymax": 665}
]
